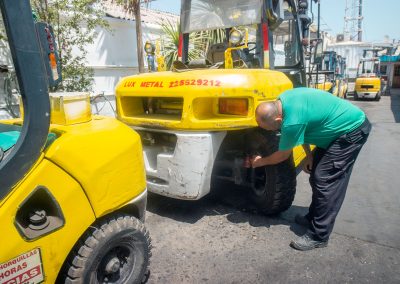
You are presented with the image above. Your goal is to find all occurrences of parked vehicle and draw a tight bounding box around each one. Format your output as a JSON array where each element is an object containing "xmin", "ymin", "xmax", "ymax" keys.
[
  {"xmin": 354, "ymin": 48, "xmax": 382, "ymax": 101},
  {"xmin": 116, "ymin": 0, "xmax": 312, "ymax": 215},
  {"xmin": 0, "ymin": 1, "xmax": 150, "ymax": 283},
  {"xmin": 309, "ymin": 50, "xmax": 348, "ymax": 98}
]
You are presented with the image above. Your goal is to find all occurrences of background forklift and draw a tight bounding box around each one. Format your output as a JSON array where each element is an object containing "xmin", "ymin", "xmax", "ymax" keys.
[
  {"xmin": 0, "ymin": 1, "xmax": 150, "ymax": 283},
  {"xmin": 354, "ymin": 48, "xmax": 382, "ymax": 101},
  {"xmin": 310, "ymin": 50, "xmax": 348, "ymax": 98},
  {"xmin": 115, "ymin": 0, "xmax": 313, "ymax": 215},
  {"xmin": 305, "ymin": 0, "xmax": 348, "ymax": 99}
]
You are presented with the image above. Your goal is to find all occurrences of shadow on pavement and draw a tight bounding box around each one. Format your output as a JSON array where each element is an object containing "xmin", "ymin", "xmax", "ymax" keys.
[
  {"xmin": 147, "ymin": 182, "xmax": 308, "ymax": 236},
  {"xmin": 390, "ymin": 88, "xmax": 400, "ymax": 122}
]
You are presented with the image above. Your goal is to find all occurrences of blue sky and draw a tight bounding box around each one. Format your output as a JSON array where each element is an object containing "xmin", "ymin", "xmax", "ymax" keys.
[{"xmin": 148, "ymin": 0, "xmax": 399, "ymax": 43}]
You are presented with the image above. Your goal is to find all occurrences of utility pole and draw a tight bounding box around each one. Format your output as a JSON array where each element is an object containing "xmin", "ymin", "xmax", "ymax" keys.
[
  {"xmin": 316, "ymin": 0, "xmax": 320, "ymax": 88},
  {"xmin": 317, "ymin": 0, "xmax": 320, "ymax": 39},
  {"xmin": 344, "ymin": 0, "xmax": 363, "ymax": 42},
  {"xmin": 117, "ymin": 0, "xmax": 155, "ymax": 73},
  {"xmin": 133, "ymin": 1, "xmax": 145, "ymax": 73}
]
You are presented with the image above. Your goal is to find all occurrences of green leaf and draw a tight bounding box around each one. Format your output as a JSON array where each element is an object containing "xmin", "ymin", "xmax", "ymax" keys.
[{"xmin": 158, "ymin": 19, "xmax": 225, "ymax": 70}]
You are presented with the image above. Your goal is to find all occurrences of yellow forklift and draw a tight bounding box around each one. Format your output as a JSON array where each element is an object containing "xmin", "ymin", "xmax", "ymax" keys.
[
  {"xmin": 115, "ymin": 0, "xmax": 313, "ymax": 214},
  {"xmin": 354, "ymin": 48, "xmax": 382, "ymax": 101},
  {"xmin": 0, "ymin": 0, "xmax": 150, "ymax": 283},
  {"xmin": 311, "ymin": 50, "xmax": 348, "ymax": 98}
]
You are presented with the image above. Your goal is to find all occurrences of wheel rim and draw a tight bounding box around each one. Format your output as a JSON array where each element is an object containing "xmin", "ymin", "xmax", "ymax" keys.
[{"xmin": 96, "ymin": 242, "xmax": 136, "ymax": 283}]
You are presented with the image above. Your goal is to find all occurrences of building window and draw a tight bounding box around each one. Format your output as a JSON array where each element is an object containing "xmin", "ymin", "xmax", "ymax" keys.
[{"xmin": 395, "ymin": 65, "xmax": 400, "ymax": 76}]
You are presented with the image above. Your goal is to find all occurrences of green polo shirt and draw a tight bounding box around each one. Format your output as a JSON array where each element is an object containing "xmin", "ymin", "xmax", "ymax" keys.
[{"xmin": 278, "ymin": 88, "xmax": 365, "ymax": 150}]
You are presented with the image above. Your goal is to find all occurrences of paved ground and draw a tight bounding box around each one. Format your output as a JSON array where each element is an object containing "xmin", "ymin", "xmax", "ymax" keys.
[{"xmin": 145, "ymin": 91, "xmax": 400, "ymax": 283}]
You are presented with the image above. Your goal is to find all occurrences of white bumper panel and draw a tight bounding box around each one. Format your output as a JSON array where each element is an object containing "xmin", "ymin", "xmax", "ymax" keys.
[
  {"xmin": 357, "ymin": 91, "xmax": 379, "ymax": 99},
  {"xmin": 142, "ymin": 131, "xmax": 226, "ymax": 200}
]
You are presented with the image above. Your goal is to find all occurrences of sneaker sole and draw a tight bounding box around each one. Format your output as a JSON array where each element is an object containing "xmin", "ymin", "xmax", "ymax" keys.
[{"xmin": 290, "ymin": 241, "xmax": 328, "ymax": 251}]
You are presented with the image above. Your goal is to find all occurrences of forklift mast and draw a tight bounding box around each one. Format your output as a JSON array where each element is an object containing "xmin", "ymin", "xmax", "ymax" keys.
[{"xmin": 0, "ymin": 0, "xmax": 50, "ymax": 198}]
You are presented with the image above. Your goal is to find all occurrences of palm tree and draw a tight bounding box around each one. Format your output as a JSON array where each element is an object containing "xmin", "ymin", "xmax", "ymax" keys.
[
  {"xmin": 159, "ymin": 19, "xmax": 226, "ymax": 70},
  {"xmin": 113, "ymin": 0, "xmax": 152, "ymax": 73}
]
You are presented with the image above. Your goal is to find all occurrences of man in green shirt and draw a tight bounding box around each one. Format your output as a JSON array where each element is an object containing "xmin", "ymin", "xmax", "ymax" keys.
[{"xmin": 251, "ymin": 88, "xmax": 371, "ymax": 251}]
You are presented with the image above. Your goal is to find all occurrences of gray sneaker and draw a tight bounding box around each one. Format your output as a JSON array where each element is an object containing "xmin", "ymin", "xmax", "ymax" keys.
[
  {"xmin": 294, "ymin": 214, "xmax": 311, "ymax": 227},
  {"xmin": 290, "ymin": 234, "xmax": 328, "ymax": 251}
]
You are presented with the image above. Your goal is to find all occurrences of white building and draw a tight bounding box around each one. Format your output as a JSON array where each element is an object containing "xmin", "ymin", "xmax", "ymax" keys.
[
  {"xmin": 0, "ymin": 5, "xmax": 179, "ymax": 118},
  {"xmin": 326, "ymin": 41, "xmax": 374, "ymax": 79},
  {"xmin": 88, "ymin": 3, "xmax": 178, "ymax": 97},
  {"xmin": 380, "ymin": 55, "xmax": 400, "ymax": 90}
]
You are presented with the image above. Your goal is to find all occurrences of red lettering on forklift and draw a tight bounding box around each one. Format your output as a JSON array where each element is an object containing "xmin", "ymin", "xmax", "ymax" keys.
[
  {"xmin": 3, "ymin": 265, "xmax": 41, "ymax": 284},
  {"xmin": 140, "ymin": 81, "xmax": 164, "ymax": 88},
  {"xmin": 169, "ymin": 80, "xmax": 178, "ymax": 88},
  {"xmin": 168, "ymin": 79, "xmax": 222, "ymax": 88},
  {"xmin": 153, "ymin": 81, "xmax": 164, "ymax": 88},
  {"xmin": 16, "ymin": 263, "xmax": 26, "ymax": 272},
  {"xmin": 124, "ymin": 81, "xmax": 136, "ymax": 88}
]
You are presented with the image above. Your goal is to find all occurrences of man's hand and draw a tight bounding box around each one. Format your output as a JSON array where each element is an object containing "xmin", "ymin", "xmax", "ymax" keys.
[
  {"xmin": 250, "ymin": 150, "xmax": 292, "ymax": 168},
  {"xmin": 251, "ymin": 156, "xmax": 264, "ymax": 168},
  {"xmin": 302, "ymin": 155, "xmax": 313, "ymax": 174}
]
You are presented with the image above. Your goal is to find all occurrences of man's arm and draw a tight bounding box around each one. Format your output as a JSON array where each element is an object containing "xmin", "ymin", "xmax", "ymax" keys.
[
  {"xmin": 251, "ymin": 149, "xmax": 292, "ymax": 168},
  {"xmin": 251, "ymin": 124, "xmax": 305, "ymax": 168},
  {"xmin": 302, "ymin": 144, "xmax": 313, "ymax": 174}
]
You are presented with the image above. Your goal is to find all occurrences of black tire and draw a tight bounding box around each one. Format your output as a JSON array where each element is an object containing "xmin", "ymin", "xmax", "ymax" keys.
[
  {"xmin": 375, "ymin": 92, "xmax": 381, "ymax": 101},
  {"xmin": 353, "ymin": 92, "xmax": 359, "ymax": 101},
  {"xmin": 61, "ymin": 215, "xmax": 151, "ymax": 284},
  {"xmin": 251, "ymin": 156, "xmax": 296, "ymax": 215}
]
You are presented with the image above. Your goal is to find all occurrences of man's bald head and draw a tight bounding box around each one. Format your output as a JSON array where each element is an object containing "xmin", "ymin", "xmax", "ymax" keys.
[{"xmin": 255, "ymin": 101, "xmax": 282, "ymax": 130}]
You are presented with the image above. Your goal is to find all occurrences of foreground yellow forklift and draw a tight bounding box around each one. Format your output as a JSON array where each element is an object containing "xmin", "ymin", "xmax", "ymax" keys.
[
  {"xmin": 0, "ymin": 1, "xmax": 150, "ymax": 283},
  {"xmin": 116, "ymin": 0, "xmax": 312, "ymax": 214},
  {"xmin": 354, "ymin": 48, "xmax": 382, "ymax": 101}
]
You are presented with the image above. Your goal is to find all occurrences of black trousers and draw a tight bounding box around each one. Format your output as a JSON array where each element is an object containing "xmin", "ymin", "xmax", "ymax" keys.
[{"xmin": 306, "ymin": 118, "xmax": 371, "ymax": 241}]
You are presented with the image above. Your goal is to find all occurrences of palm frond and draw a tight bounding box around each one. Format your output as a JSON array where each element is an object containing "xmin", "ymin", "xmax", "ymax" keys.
[{"xmin": 158, "ymin": 19, "xmax": 227, "ymax": 70}]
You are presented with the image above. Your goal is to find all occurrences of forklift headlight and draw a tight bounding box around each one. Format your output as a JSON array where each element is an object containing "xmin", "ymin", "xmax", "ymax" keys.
[
  {"xmin": 144, "ymin": 41, "xmax": 155, "ymax": 54},
  {"xmin": 219, "ymin": 98, "xmax": 248, "ymax": 116},
  {"xmin": 229, "ymin": 29, "xmax": 243, "ymax": 46}
]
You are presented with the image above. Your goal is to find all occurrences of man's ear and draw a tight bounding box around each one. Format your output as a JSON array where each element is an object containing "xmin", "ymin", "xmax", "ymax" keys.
[{"xmin": 274, "ymin": 117, "xmax": 282, "ymax": 129}]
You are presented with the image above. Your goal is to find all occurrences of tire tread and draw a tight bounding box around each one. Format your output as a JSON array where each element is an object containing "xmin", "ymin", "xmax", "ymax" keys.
[
  {"xmin": 60, "ymin": 214, "xmax": 151, "ymax": 284},
  {"xmin": 252, "ymin": 157, "xmax": 297, "ymax": 215}
]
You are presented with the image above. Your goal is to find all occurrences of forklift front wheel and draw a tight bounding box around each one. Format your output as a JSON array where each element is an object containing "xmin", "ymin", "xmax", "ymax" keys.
[
  {"xmin": 62, "ymin": 215, "xmax": 151, "ymax": 284},
  {"xmin": 251, "ymin": 157, "xmax": 296, "ymax": 215}
]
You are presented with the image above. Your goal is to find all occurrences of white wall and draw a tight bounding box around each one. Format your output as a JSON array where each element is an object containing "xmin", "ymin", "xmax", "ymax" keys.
[
  {"xmin": 0, "ymin": 15, "xmax": 171, "ymax": 96},
  {"xmin": 0, "ymin": 15, "xmax": 173, "ymax": 118},
  {"xmin": 327, "ymin": 42, "xmax": 373, "ymax": 79},
  {"xmin": 83, "ymin": 17, "xmax": 168, "ymax": 96}
]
